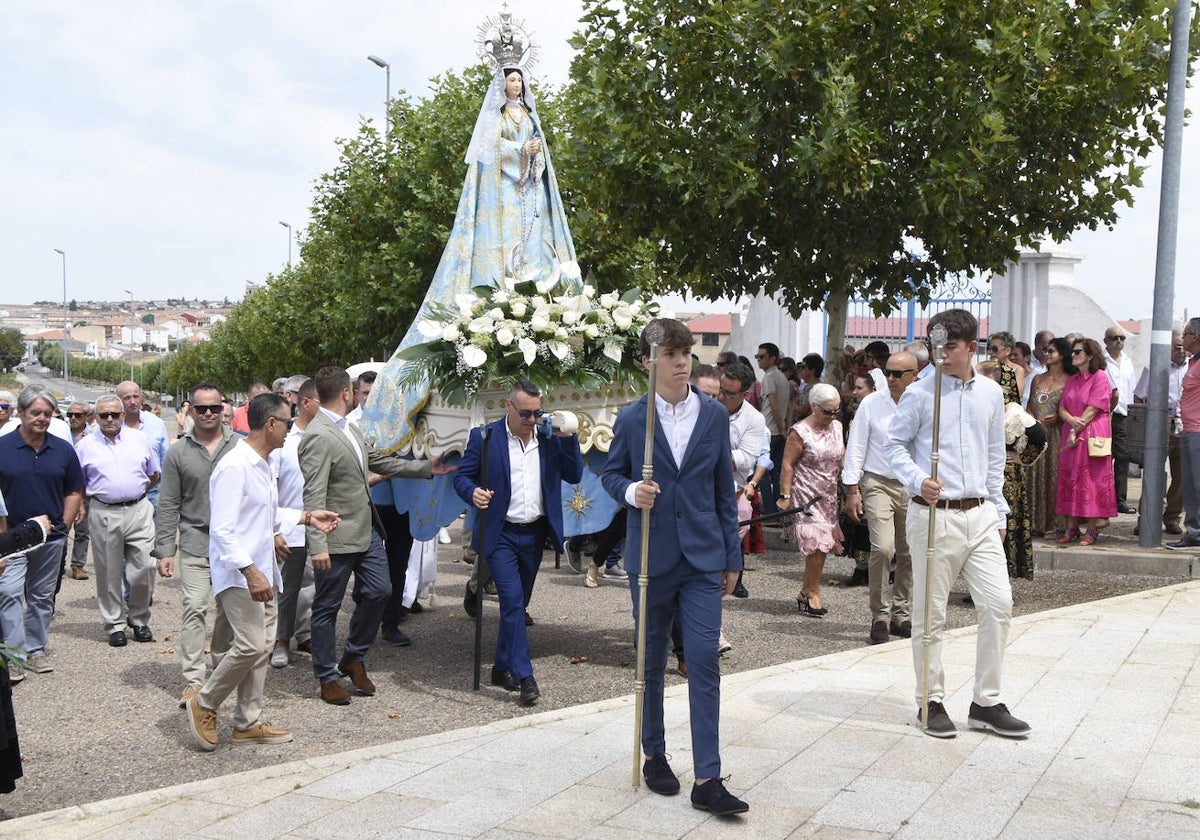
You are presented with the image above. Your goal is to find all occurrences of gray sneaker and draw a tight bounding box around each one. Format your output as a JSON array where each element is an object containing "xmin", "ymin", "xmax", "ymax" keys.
[
  {"xmin": 968, "ymin": 702, "xmax": 1031, "ymax": 738},
  {"xmin": 566, "ymin": 543, "xmax": 584, "ymax": 574},
  {"xmin": 26, "ymin": 653, "xmax": 53, "ymax": 674},
  {"xmin": 918, "ymin": 700, "xmax": 957, "ymax": 738},
  {"xmin": 602, "ymin": 564, "xmax": 628, "ymax": 581}
]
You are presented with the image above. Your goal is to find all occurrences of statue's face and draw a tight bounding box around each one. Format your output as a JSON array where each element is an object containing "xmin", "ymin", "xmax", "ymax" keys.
[{"xmin": 505, "ymin": 71, "xmax": 523, "ymax": 100}]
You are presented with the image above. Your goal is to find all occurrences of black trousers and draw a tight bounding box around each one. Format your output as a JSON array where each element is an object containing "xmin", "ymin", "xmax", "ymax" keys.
[{"xmin": 377, "ymin": 504, "xmax": 414, "ymax": 630}]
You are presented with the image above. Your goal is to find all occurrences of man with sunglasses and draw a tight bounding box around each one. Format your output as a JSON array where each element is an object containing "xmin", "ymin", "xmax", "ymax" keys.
[
  {"xmin": 64, "ymin": 402, "xmax": 92, "ymax": 581},
  {"xmin": 843, "ymin": 352, "xmax": 919, "ymax": 646},
  {"xmin": 154, "ymin": 383, "xmax": 241, "ymax": 704},
  {"xmin": 1102, "ymin": 328, "xmax": 1137, "ymax": 514},
  {"xmin": 186, "ymin": 393, "xmax": 340, "ymax": 750},
  {"xmin": 75, "ymin": 395, "xmax": 160, "ymax": 647},
  {"xmin": 300, "ymin": 365, "xmax": 453, "ymax": 706},
  {"xmin": 454, "ymin": 379, "xmax": 583, "ymax": 706}
]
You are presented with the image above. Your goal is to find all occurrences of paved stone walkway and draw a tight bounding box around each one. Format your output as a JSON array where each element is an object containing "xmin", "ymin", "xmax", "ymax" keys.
[{"xmin": 4, "ymin": 581, "xmax": 1199, "ymax": 839}]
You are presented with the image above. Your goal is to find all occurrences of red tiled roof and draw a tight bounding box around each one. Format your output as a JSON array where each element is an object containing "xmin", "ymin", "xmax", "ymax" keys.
[{"xmin": 686, "ymin": 313, "xmax": 733, "ymax": 333}]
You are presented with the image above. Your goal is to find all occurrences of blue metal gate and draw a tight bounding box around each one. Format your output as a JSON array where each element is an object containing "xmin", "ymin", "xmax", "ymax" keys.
[{"xmin": 825, "ymin": 275, "xmax": 992, "ymax": 354}]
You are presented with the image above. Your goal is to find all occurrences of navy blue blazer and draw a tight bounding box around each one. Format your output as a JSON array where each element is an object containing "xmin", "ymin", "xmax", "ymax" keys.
[
  {"xmin": 601, "ymin": 389, "xmax": 742, "ymax": 576},
  {"xmin": 453, "ymin": 418, "xmax": 584, "ymax": 560}
]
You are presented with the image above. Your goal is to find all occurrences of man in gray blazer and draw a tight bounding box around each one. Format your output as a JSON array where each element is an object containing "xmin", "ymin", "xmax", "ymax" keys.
[{"xmin": 299, "ymin": 365, "xmax": 453, "ymax": 705}]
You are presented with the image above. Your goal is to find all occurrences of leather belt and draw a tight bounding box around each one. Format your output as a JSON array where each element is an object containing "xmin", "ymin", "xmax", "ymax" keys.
[
  {"xmin": 504, "ymin": 517, "xmax": 545, "ymax": 530},
  {"xmin": 92, "ymin": 494, "xmax": 147, "ymax": 507},
  {"xmin": 912, "ymin": 496, "xmax": 984, "ymax": 511}
]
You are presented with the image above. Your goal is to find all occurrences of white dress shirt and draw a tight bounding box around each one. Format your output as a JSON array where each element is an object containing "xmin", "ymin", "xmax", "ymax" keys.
[
  {"xmin": 728, "ymin": 400, "xmax": 767, "ymax": 488},
  {"xmin": 624, "ymin": 387, "xmax": 701, "ymax": 506},
  {"xmin": 1133, "ymin": 362, "xmax": 1186, "ymax": 419},
  {"xmin": 883, "ymin": 372, "xmax": 1009, "ymax": 526},
  {"xmin": 505, "ymin": 426, "xmax": 544, "ymax": 524},
  {"xmin": 275, "ymin": 426, "xmax": 307, "ymax": 547},
  {"xmin": 1104, "ymin": 352, "xmax": 1136, "ymax": 417},
  {"xmin": 841, "ymin": 389, "xmax": 901, "ymax": 485},
  {"xmin": 208, "ymin": 439, "xmax": 300, "ymax": 597}
]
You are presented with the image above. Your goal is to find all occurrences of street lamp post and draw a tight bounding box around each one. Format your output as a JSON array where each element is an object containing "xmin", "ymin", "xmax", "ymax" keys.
[
  {"xmin": 367, "ymin": 54, "xmax": 391, "ymax": 137},
  {"xmin": 53, "ymin": 248, "xmax": 68, "ymax": 391},
  {"xmin": 279, "ymin": 220, "xmax": 292, "ymax": 268},
  {"xmin": 125, "ymin": 289, "xmax": 134, "ymax": 381}
]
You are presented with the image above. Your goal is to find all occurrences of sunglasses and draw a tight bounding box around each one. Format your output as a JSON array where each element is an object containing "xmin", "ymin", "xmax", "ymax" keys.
[
  {"xmin": 0, "ymin": 404, "xmax": 10, "ymax": 411},
  {"xmin": 754, "ymin": 353, "xmax": 768, "ymax": 359},
  {"xmin": 270, "ymin": 415, "xmax": 294, "ymax": 429},
  {"xmin": 96, "ymin": 411, "xmax": 123, "ymax": 420},
  {"xmin": 1104, "ymin": 335, "xmax": 1125, "ymax": 341},
  {"xmin": 1071, "ymin": 349, "xmax": 1086, "ymax": 356},
  {"xmin": 66, "ymin": 412, "xmax": 86, "ymax": 418},
  {"xmin": 986, "ymin": 345, "xmax": 1002, "ymax": 352},
  {"xmin": 884, "ymin": 368, "xmax": 917, "ymax": 379},
  {"xmin": 815, "ymin": 405, "xmax": 839, "ymax": 417},
  {"xmin": 718, "ymin": 387, "xmax": 744, "ymax": 399},
  {"xmin": 511, "ymin": 405, "xmax": 546, "ymax": 420},
  {"xmin": 193, "ymin": 404, "xmax": 223, "ymax": 415}
]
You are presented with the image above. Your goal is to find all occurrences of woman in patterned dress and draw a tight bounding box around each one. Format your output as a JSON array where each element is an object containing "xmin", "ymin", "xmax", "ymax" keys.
[
  {"xmin": 778, "ymin": 383, "xmax": 844, "ymax": 617},
  {"xmin": 1027, "ymin": 338, "xmax": 1073, "ymax": 537}
]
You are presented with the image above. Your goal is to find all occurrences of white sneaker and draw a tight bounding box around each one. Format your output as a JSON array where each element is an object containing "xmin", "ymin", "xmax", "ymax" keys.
[
  {"xmin": 718, "ymin": 631, "xmax": 733, "ymax": 654},
  {"xmin": 438, "ymin": 527, "xmax": 452, "ymax": 545},
  {"xmin": 7, "ymin": 662, "xmax": 23, "ymax": 684},
  {"xmin": 269, "ymin": 643, "xmax": 289, "ymax": 669}
]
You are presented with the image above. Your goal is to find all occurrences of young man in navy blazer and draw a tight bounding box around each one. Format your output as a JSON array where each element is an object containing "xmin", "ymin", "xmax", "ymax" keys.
[
  {"xmin": 454, "ymin": 379, "xmax": 583, "ymax": 705},
  {"xmin": 602, "ymin": 318, "xmax": 748, "ymax": 816}
]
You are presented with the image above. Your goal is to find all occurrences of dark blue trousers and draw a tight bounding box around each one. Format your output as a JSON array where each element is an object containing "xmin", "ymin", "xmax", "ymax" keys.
[
  {"xmin": 490, "ymin": 522, "xmax": 543, "ymax": 680},
  {"xmin": 310, "ymin": 530, "xmax": 391, "ymax": 684}
]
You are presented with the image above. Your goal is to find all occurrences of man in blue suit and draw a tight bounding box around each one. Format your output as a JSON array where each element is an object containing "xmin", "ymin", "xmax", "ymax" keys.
[
  {"xmin": 454, "ymin": 379, "xmax": 583, "ymax": 705},
  {"xmin": 602, "ymin": 318, "xmax": 749, "ymax": 816}
]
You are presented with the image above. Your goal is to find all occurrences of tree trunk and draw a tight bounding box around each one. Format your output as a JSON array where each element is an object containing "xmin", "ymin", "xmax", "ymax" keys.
[{"xmin": 823, "ymin": 287, "xmax": 849, "ymax": 387}]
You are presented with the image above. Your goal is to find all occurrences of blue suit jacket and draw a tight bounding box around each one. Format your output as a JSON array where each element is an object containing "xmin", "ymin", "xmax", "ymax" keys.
[
  {"xmin": 601, "ymin": 389, "xmax": 742, "ymax": 576},
  {"xmin": 453, "ymin": 419, "xmax": 584, "ymax": 560}
]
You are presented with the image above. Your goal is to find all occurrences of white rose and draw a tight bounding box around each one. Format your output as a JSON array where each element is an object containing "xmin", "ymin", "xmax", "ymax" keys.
[
  {"xmin": 510, "ymin": 300, "xmax": 528, "ymax": 318},
  {"xmin": 600, "ymin": 292, "xmax": 619, "ymax": 308},
  {"xmin": 487, "ymin": 307, "xmax": 504, "ymax": 320},
  {"xmin": 468, "ymin": 316, "xmax": 494, "ymax": 335},
  {"xmin": 496, "ymin": 327, "xmax": 515, "ymax": 346},
  {"xmin": 562, "ymin": 310, "xmax": 580, "ymax": 325},
  {"xmin": 441, "ymin": 324, "xmax": 461, "ymax": 342},
  {"xmin": 585, "ymin": 324, "xmax": 600, "ymax": 339},
  {"xmin": 530, "ymin": 315, "xmax": 551, "ymax": 333},
  {"xmin": 454, "ymin": 293, "xmax": 477, "ymax": 317},
  {"xmin": 613, "ymin": 309, "xmax": 633, "ymax": 330}
]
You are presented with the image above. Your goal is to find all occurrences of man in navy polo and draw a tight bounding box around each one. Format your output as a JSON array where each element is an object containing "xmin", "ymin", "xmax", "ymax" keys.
[{"xmin": 0, "ymin": 387, "xmax": 85, "ymax": 676}]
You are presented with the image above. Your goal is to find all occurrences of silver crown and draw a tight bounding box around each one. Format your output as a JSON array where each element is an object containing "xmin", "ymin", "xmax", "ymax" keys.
[{"xmin": 476, "ymin": 4, "xmax": 538, "ymax": 72}]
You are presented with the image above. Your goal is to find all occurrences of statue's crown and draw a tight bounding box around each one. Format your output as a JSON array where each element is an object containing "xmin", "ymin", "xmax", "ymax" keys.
[{"xmin": 476, "ymin": 4, "xmax": 538, "ymax": 72}]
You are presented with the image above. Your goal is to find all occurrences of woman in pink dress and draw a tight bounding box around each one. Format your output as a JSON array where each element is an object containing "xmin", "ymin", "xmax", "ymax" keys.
[
  {"xmin": 778, "ymin": 383, "xmax": 844, "ymax": 617},
  {"xmin": 1057, "ymin": 337, "xmax": 1117, "ymax": 545}
]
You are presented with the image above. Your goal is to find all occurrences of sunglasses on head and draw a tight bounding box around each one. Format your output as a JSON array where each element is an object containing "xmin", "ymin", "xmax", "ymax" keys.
[
  {"xmin": 96, "ymin": 411, "xmax": 122, "ymax": 420},
  {"xmin": 193, "ymin": 404, "xmax": 223, "ymax": 415},
  {"xmin": 884, "ymin": 368, "xmax": 916, "ymax": 379}
]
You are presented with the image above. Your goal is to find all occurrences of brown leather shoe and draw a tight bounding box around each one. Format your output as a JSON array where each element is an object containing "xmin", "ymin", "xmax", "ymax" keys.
[
  {"xmin": 70, "ymin": 566, "xmax": 89, "ymax": 580},
  {"xmin": 337, "ymin": 659, "xmax": 376, "ymax": 696},
  {"xmin": 319, "ymin": 679, "xmax": 351, "ymax": 705}
]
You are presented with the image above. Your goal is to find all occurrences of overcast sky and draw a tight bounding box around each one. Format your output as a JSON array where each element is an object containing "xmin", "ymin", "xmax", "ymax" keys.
[{"xmin": 3, "ymin": 1, "xmax": 1195, "ymax": 323}]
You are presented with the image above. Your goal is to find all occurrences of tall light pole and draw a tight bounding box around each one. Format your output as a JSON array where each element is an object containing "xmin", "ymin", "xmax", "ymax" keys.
[
  {"xmin": 279, "ymin": 220, "xmax": 292, "ymax": 268},
  {"xmin": 367, "ymin": 54, "xmax": 391, "ymax": 137},
  {"xmin": 53, "ymin": 248, "xmax": 68, "ymax": 391},
  {"xmin": 125, "ymin": 289, "xmax": 134, "ymax": 382}
]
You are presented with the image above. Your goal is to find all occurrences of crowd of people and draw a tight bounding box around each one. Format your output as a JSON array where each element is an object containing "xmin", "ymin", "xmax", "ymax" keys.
[{"xmin": 1, "ymin": 312, "xmax": 1198, "ymax": 808}]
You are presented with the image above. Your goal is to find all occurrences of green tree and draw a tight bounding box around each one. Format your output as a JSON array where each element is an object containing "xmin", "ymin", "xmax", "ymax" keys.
[
  {"xmin": 0, "ymin": 329, "xmax": 24, "ymax": 370},
  {"xmin": 569, "ymin": 0, "xmax": 1190, "ymax": 377}
]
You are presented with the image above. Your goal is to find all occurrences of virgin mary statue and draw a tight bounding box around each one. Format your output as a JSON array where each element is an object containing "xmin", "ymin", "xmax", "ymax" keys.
[{"xmin": 362, "ymin": 7, "xmax": 578, "ymax": 453}]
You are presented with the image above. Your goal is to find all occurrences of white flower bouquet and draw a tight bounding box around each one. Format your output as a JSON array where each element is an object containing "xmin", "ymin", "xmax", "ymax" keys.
[{"xmin": 396, "ymin": 261, "xmax": 657, "ymax": 405}]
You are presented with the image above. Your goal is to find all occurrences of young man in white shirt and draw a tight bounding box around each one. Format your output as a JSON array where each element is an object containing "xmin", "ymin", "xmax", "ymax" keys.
[{"xmin": 884, "ymin": 309, "xmax": 1030, "ymax": 741}]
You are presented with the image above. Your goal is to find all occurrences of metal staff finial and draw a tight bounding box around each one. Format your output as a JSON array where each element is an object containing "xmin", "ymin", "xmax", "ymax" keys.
[{"xmin": 920, "ymin": 322, "xmax": 948, "ymax": 731}]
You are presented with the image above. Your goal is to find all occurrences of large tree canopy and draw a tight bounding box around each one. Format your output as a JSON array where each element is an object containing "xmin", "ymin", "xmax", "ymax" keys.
[{"xmin": 568, "ymin": 0, "xmax": 1188, "ymax": 314}]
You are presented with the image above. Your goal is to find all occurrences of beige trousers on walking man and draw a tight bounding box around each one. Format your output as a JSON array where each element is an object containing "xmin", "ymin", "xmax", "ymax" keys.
[
  {"xmin": 198, "ymin": 588, "xmax": 276, "ymax": 731},
  {"xmin": 860, "ymin": 472, "xmax": 913, "ymax": 623}
]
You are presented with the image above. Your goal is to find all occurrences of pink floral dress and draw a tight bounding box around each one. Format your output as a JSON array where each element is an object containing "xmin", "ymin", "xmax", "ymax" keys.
[{"xmin": 787, "ymin": 420, "xmax": 845, "ymax": 556}]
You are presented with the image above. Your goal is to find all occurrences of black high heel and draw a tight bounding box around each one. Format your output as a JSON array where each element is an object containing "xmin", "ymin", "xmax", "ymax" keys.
[{"xmin": 796, "ymin": 593, "xmax": 828, "ymax": 617}]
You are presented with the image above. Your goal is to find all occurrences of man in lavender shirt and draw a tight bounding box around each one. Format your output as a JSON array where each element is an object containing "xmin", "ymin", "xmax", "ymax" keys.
[{"xmin": 76, "ymin": 395, "xmax": 160, "ymax": 646}]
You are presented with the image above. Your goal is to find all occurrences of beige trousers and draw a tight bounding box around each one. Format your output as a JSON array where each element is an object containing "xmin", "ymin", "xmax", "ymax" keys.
[
  {"xmin": 908, "ymin": 500, "xmax": 1012, "ymax": 708},
  {"xmin": 89, "ymin": 499, "xmax": 155, "ymax": 634},
  {"xmin": 860, "ymin": 472, "xmax": 913, "ymax": 623},
  {"xmin": 199, "ymin": 586, "xmax": 276, "ymax": 731}
]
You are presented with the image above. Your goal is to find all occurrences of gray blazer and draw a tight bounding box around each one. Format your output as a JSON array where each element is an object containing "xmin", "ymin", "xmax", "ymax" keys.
[{"xmin": 298, "ymin": 410, "xmax": 431, "ymax": 554}]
